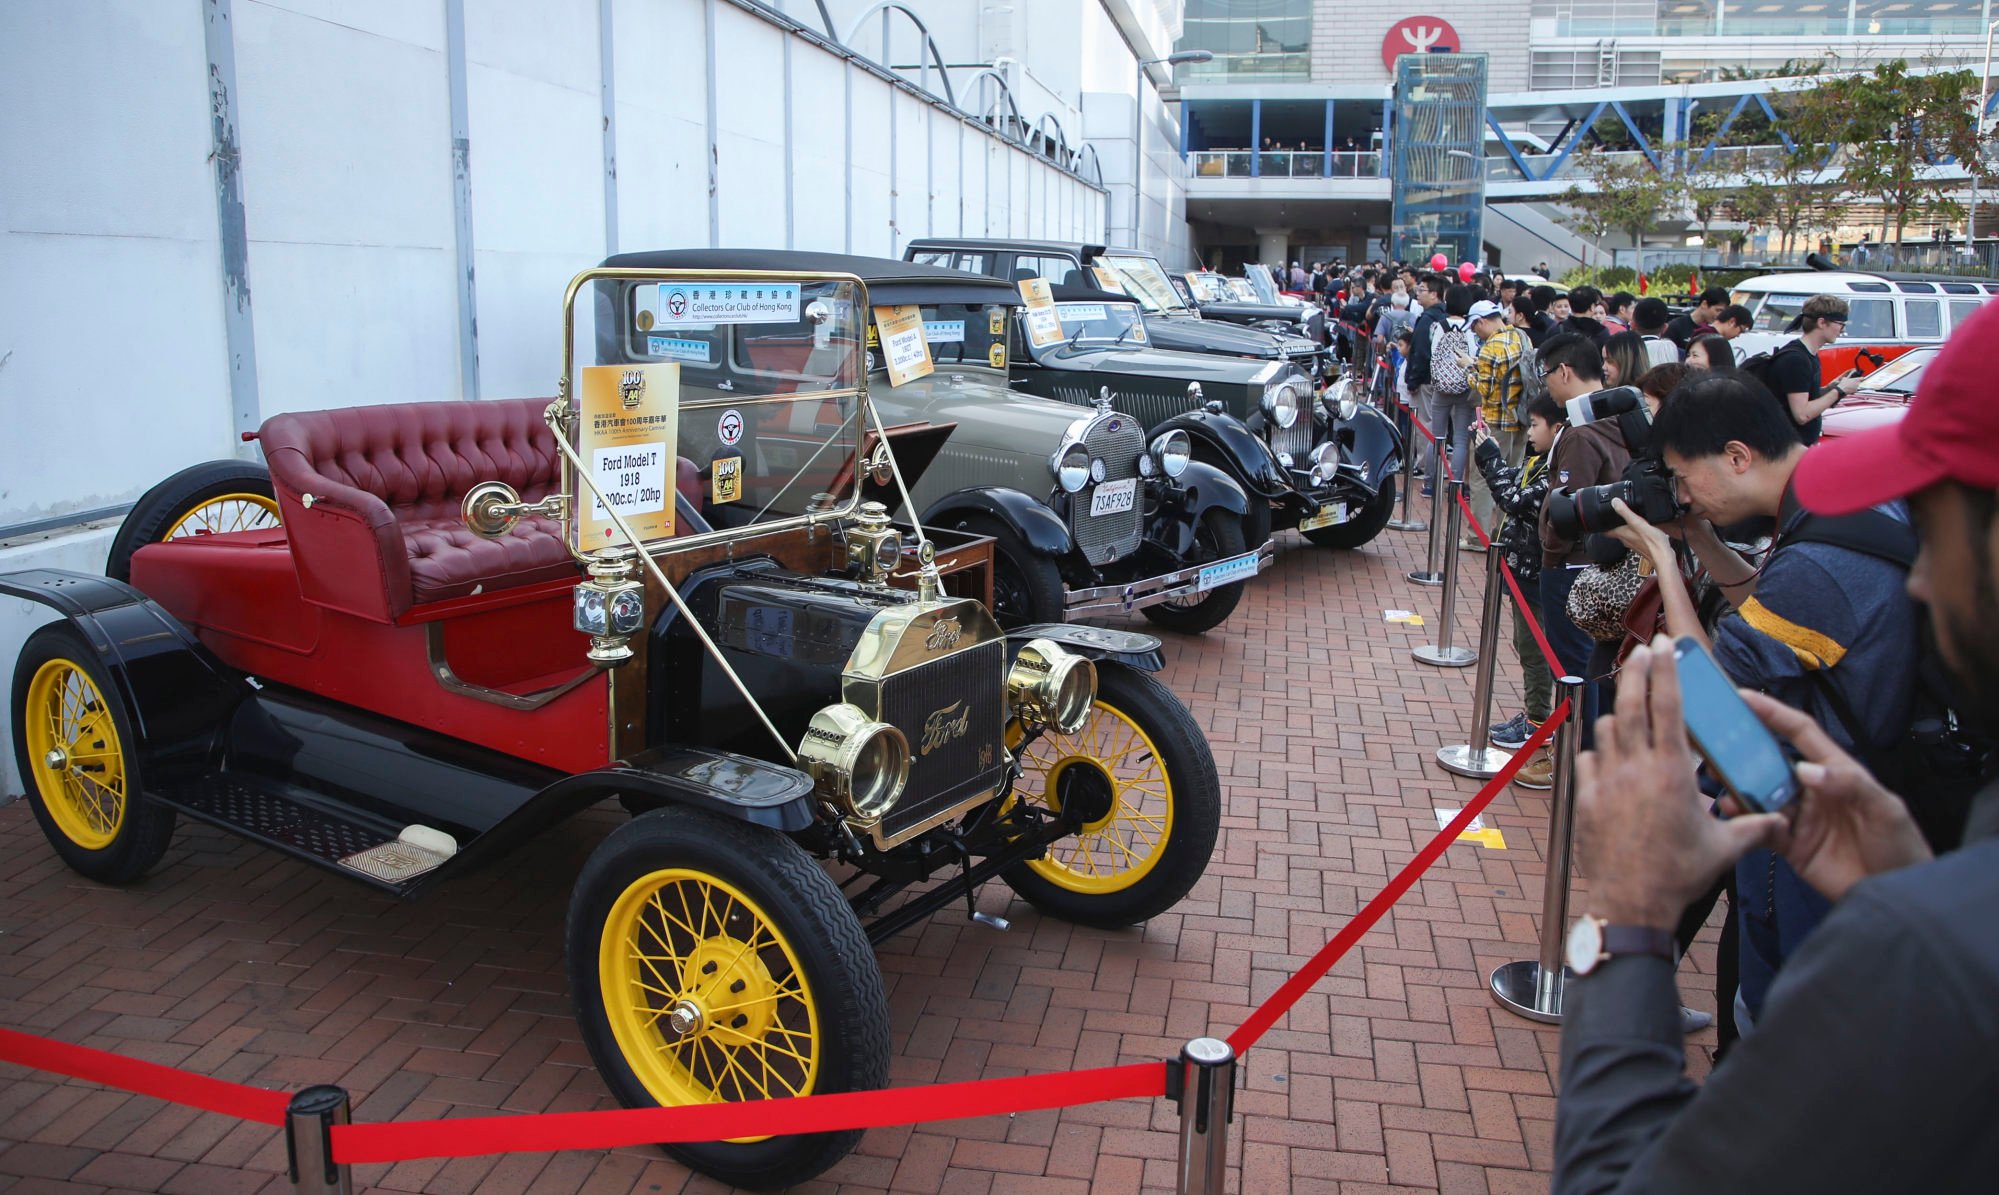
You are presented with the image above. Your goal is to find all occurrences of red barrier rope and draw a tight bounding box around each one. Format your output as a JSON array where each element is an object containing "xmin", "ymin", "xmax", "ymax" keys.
[
  {"xmin": 0, "ymin": 1027, "xmax": 289, "ymax": 1126},
  {"xmin": 331, "ymin": 1061, "xmax": 1160, "ymax": 1164},
  {"xmin": 1225, "ymin": 700, "xmax": 1569, "ymax": 1052},
  {"xmin": 1450, "ymin": 488, "xmax": 1565, "ymax": 677}
]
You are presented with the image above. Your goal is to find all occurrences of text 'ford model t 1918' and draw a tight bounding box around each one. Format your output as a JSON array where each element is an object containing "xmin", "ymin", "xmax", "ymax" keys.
[{"xmin": 4, "ymin": 267, "xmax": 1223, "ymax": 1189}]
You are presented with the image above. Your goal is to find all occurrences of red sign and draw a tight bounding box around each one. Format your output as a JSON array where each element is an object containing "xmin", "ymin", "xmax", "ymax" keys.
[{"xmin": 1382, "ymin": 17, "xmax": 1460, "ymax": 71}]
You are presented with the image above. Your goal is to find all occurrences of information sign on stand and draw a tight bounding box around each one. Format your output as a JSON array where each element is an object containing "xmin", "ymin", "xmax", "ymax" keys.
[
  {"xmin": 1017, "ymin": 278, "xmax": 1066, "ymax": 348},
  {"xmin": 573, "ymin": 363, "xmax": 679, "ymax": 551},
  {"xmin": 873, "ymin": 305, "xmax": 935, "ymax": 387}
]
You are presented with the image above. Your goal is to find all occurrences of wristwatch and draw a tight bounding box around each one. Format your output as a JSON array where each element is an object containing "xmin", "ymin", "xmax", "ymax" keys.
[{"xmin": 1566, "ymin": 915, "xmax": 1676, "ymax": 976}]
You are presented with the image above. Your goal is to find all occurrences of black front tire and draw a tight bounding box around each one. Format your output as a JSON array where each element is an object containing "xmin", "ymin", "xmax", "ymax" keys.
[
  {"xmin": 10, "ymin": 625, "xmax": 176, "ymax": 884},
  {"xmin": 106, "ymin": 460, "xmax": 278, "ymax": 582},
  {"xmin": 567, "ymin": 806, "xmax": 889, "ymax": 1192},
  {"xmin": 956, "ymin": 515, "xmax": 1066, "ymax": 629},
  {"xmin": 1302, "ymin": 478, "xmax": 1397, "ymax": 549},
  {"xmin": 1141, "ymin": 508, "xmax": 1249, "ymax": 636},
  {"xmin": 1002, "ymin": 665, "xmax": 1222, "ymax": 927}
]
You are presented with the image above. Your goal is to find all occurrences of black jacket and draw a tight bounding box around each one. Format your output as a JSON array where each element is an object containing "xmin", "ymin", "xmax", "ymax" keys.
[
  {"xmin": 1473, "ymin": 437, "xmax": 1551, "ymax": 587},
  {"xmin": 1406, "ymin": 303, "xmax": 1446, "ymax": 388}
]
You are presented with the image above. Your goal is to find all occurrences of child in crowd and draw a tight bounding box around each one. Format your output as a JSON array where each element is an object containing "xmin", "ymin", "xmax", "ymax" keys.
[{"xmin": 1472, "ymin": 393, "xmax": 1568, "ymax": 789}]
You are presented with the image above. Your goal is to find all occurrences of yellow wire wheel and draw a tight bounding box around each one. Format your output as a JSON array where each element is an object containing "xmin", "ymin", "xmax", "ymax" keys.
[
  {"xmin": 24, "ymin": 657, "xmax": 127, "ymax": 851},
  {"xmin": 598, "ymin": 867, "xmax": 819, "ymax": 1135},
  {"xmin": 10, "ymin": 626, "xmax": 176, "ymax": 884},
  {"xmin": 1001, "ymin": 665, "xmax": 1221, "ymax": 928},
  {"xmin": 162, "ymin": 492, "xmax": 281, "ymax": 540},
  {"xmin": 568, "ymin": 806, "xmax": 888, "ymax": 1190}
]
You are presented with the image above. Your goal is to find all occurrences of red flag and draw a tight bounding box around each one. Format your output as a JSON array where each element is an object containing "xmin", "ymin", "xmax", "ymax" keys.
[
  {"xmin": 1638, "ymin": 272, "xmax": 1648, "ymax": 295},
  {"xmin": 1689, "ymin": 270, "xmax": 1701, "ymax": 295}
]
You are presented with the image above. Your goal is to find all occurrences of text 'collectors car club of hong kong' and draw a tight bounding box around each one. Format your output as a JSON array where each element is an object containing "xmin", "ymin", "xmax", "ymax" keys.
[{"xmin": 4, "ymin": 264, "xmax": 1224, "ymax": 1189}]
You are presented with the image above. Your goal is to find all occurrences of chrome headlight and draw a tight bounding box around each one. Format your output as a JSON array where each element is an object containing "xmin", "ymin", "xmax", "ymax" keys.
[
  {"xmin": 799, "ymin": 702, "xmax": 911, "ymax": 824},
  {"xmin": 1262, "ymin": 378, "xmax": 1301, "ymax": 429},
  {"xmin": 1308, "ymin": 442, "xmax": 1341, "ymax": 488},
  {"xmin": 1325, "ymin": 378, "xmax": 1359, "ymax": 421},
  {"xmin": 1005, "ymin": 639, "xmax": 1097, "ymax": 736},
  {"xmin": 1150, "ymin": 429, "xmax": 1191, "ymax": 478},
  {"xmin": 1052, "ymin": 441, "xmax": 1091, "ymax": 493}
]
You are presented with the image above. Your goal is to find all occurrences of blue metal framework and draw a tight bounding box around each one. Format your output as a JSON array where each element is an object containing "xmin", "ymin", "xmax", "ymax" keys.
[{"xmin": 1391, "ymin": 54, "xmax": 1487, "ymax": 265}]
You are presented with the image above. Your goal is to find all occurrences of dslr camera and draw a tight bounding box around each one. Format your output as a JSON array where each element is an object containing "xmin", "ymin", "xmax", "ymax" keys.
[{"xmin": 1546, "ymin": 386, "xmax": 1686, "ymax": 540}]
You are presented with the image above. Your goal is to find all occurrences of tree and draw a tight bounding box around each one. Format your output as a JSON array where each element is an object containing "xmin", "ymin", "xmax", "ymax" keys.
[
  {"xmin": 1836, "ymin": 60, "xmax": 1994, "ymax": 244},
  {"xmin": 1561, "ymin": 147, "xmax": 1687, "ymax": 282},
  {"xmin": 1740, "ymin": 76, "xmax": 1849, "ymax": 256}
]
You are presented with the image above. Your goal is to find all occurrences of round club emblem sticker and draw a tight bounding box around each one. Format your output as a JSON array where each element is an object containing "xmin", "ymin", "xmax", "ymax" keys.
[
  {"xmin": 665, "ymin": 289, "xmax": 690, "ymax": 318},
  {"xmin": 636, "ymin": 309, "xmax": 655, "ymax": 331},
  {"xmin": 717, "ymin": 408, "xmax": 744, "ymax": 447}
]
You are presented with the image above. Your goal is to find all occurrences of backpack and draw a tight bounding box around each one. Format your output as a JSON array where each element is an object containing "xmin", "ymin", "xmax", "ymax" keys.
[
  {"xmin": 1514, "ymin": 329, "xmax": 1547, "ymax": 407},
  {"xmin": 1429, "ymin": 317, "xmax": 1474, "ymax": 394},
  {"xmin": 1783, "ymin": 509, "xmax": 1995, "ymax": 852},
  {"xmin": 1739, "ymin": 338, "xmax": 1813, "ymax": 405}
]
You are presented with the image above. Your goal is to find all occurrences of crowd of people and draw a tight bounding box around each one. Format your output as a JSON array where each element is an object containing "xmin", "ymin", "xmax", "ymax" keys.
[{"xmin": 1298, "ymin": 256, "xmax": 1997, "ymax": 1187}]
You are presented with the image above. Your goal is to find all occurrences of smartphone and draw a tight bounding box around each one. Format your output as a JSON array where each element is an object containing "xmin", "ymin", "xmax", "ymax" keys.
[{"xmin": 1671, "ymin": 636, "xmax": 1800, "ymax": 814}]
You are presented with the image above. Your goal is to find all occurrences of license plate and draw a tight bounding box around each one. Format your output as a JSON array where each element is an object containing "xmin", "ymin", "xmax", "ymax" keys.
[
  {"xmin": 1089, "ymin": 478, "xmax": 1137, "ymax": 516},
  {"xmin": 1298, "ymin": 503, "xmax": 1348, "ymax": 531},
  {"xmin": 1195, "ymin": 551, "xmax": 1262, "ymax": 592}
]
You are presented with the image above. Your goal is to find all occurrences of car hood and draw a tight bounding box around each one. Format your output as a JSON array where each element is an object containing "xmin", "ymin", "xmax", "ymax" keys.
[
  {"xmin": 1037, "ymin": 343, "xmax": 1276, "ymax": 386},
  {"xmin": 1143, "ymin": 313, "xmax": 1308, "ymax": 359},
  {"xmin": 872, "ymin": 370, "xmax": 1088, "ymax": 450}
]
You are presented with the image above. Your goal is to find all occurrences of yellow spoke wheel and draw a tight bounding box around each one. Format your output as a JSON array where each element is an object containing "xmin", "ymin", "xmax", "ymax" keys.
[
  {"xmin": 569, "ymin": 807, "xmax": 889, "ymax": 1190},
  {"xmin": 24, "ymin": 658, "xmax": 127, "ymax": 850},
  {"xmin": 11, "ymin": 626, "xmax": 175, "ymax": 884},
  {"xmin": 600, "ymin": 868, "xmax": 819, "ymax": 1137},
  {"xmin": 1012, "ymin": 700, "xmax": 1174, "ymax": 895},
  {"xmin": 162, "ymin": 492, "xmax": 281, "ymax": 539},
  {"xmin": 1001, "ymin": 665, "xmax": 1220, "ymax": 928}
]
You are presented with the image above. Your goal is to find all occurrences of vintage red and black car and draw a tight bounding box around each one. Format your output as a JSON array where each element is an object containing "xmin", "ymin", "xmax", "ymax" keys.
[{"xmin": 5, "ymin": 268, "xmax": 1221, "ymax": 1189}]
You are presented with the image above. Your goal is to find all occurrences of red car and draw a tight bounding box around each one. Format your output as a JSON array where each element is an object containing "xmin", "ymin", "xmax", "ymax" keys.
[{"xmin": 1819, "ymin": 345, "xmax": 1934, "ymax": 440}]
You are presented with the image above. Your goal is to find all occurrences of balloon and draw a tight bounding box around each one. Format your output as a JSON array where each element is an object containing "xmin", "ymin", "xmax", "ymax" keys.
[
  {"xmin": 1458, "ymin": 261, "xmax": 1476, "ymax": 282},
  {"xmin": 1430, "ymin": 253, "xmax": 1449, "ymax": 270}
]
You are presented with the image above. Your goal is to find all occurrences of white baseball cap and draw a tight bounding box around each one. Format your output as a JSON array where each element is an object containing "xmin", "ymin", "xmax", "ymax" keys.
[{"xmin": 1466, "ymin": 300, "xmax": 1505, "ymax": 323}]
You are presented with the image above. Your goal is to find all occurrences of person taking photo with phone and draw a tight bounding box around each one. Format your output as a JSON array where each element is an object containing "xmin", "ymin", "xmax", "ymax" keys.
[
  {"xmin": 1552, "ymin": 302, "xmax": 1999, "ymax": 1194},
  {"xmin": 1769, "ymin": 293, "xmax": 1866, "ymax": 445},
  {"xmin": 1601, "ymin": 373, "xmax": 1920, "ymax": 1029}
]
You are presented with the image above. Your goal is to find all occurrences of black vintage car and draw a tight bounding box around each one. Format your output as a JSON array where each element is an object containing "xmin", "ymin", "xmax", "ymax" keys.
[
  {"xmin": 5, "ymin": 266, "xmax": 1222, "ymax": 1190},
  {"xmin": 1008, "ymin": 288, "xmax": 1404, "ymax": 550},
  {"xmin": 905, "ymin": 237, "xmax": 1332, "ymax": 383}
]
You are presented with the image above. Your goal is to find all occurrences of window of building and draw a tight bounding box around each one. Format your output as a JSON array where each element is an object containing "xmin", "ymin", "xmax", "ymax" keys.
[{"xmin": 1176, "ymin": 0, "xmax": 1311, "ymax": 83}]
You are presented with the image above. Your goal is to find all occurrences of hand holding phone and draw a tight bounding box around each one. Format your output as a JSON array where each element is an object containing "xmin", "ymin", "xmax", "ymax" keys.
[{"xmin": 1671, "ymin": 637, "xmax": 1799, "ymax": 814}]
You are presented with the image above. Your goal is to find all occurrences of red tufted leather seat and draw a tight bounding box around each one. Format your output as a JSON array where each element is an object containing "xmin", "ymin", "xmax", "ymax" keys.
[{"xmin": 260, "ymin": 399, "xmax": 578, "ymax": 621}]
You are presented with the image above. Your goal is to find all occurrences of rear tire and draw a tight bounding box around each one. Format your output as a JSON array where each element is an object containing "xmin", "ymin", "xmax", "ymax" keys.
[
  {"xmin": 106, "ymin": 460, "xmax": 278, "ymax": 582},
  {"xmin": 955, "ymin": 516, "xmax": 1065, "ymax": 629},
  {"xmin": 1140, "ymin": 508, "xmax": 1248, "ymax": 636},
  {"xmin": 11, "ymin": 625, "xmax": 175, "ymax": 884},
  {"xmin": 1302, "ymin": 478, "xmax": 1396, "ymax": 549},
  {"xmin": 568, "ymin": 806, "xmax": 889, "ymax": 1191}
]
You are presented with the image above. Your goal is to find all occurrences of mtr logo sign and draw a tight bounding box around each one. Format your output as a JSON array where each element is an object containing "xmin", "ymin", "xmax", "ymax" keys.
[{"xmin": 1382, "ymin": 17, "xmax": 1461, "ymax": 71}]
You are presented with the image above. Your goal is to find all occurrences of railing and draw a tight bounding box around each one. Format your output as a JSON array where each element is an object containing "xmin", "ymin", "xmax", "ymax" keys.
[
  {"xmin": 1188, "ymin": 150, "xmax": 1384, "ymax": 180},
  {"xmin": 1555, "ymin": 13, "xmax": 1985, "ymax": 36}
]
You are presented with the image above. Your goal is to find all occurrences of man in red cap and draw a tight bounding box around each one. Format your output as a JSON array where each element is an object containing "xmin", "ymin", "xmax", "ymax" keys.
[{"xmin": 1549, "ymin": 301, "xmax": 1999, "ymax": 1193}]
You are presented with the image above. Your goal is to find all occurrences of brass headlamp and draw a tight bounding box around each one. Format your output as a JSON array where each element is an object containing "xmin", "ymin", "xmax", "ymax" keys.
[
  {"xmin": 1005, "ymin": 639, "xmax": 1096, "ymax": 736},
  {"xmin": 799, "ymin": 702, "xmax": 911, "ymax": 824},
  {"xmin": 846, "ymin": 500, "xmax": 903, "ymax": 585}
]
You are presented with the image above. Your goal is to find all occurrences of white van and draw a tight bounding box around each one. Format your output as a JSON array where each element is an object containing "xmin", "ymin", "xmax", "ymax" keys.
[{"xmin": 1729, "ymin": 269, "xmax": 1997, "ymax": 383}]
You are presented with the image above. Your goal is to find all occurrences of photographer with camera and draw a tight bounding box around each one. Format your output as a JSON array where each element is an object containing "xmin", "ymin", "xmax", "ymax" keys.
[
  {"xmin": 1552, "ymin": 303, "xmax": 1999, "ymax": 1195},
  {"xmin": 1596, "ymin": 375, "xmax": 1921, "ymax": 1032}
]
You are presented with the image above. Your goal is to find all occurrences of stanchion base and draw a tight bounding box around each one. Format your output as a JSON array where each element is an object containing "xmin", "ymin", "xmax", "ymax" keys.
[
  {"xmin": 1387, "ymin": 518, "xmax": 1429, "ymax": 532},
  {"xmin": 1436, "ymin": 743, "xmax": 1514, "ymax": 778},
  {"xmin": 1412, "ymin": 644, "xmax": 1477, "ymax": 667},
  {"xmin": 1490, "ymin": 960, "xmax": 1571, "ymax": 1023},
  {"xmin": 1407, "ymin": 570, "xmax": 1443, "ymax": 586}
]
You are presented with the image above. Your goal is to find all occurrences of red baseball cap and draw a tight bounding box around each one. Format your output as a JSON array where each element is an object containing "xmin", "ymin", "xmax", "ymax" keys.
[{"xmin": 1793, "ymin": 298, "xmax": 1999, "ymax": 515}]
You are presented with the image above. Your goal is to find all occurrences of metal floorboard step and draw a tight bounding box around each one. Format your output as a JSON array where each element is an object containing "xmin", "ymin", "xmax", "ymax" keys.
[{"xmin": 150, "ymin": 773, "xmax": 447, "ymax": 895}]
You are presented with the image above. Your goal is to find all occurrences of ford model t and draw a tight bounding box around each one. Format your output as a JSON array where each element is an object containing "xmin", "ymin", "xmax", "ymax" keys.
[{"xmin": 5, "ymin": 268, "xmax": 1221, "ymax": 1189}]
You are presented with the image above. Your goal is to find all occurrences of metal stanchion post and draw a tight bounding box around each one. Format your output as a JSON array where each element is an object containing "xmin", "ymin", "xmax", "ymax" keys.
[
  {"xmin": 1173, "ymin": 1038, "xmax": 1236, "ymax": 1195},
  {"xmin": 287, "ymin": 1085, "xmax": 352, "ymax": 1194},
  {"xmin": 1406, "ymin": 431, "xmax": 1447, "ymax": 583},
  {"xmin": 1438, "ymin": 546, "xmax": 1515, "ymax": 776},
  {"xmin": 1413, "ymin": 480, "xmax": 1476, "ymax": 666},
  {"xmin": 1387, "ymin": 401, "xmax": 1427, "ymax": 532},
  {"xmin": 1491, "ymin": 675, "xmax": 1585, "ymax": 1023}
]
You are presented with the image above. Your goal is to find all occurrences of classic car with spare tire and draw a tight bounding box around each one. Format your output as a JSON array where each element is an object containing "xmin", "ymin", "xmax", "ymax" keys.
[
  {"xmin": 4, "ymin": 266, "xmax": 1223, "ymax": 1190},
  {"xmin": 1005, "ymin": 287, "xmax": 1404, "ymax": 551},
  {"xmin": 905, "ymin": 237, "xmax": 1332, "ymax": 383},
  {"xmin": 595, "ymin": 249, "xmax": 1271, "ymax": 636}
]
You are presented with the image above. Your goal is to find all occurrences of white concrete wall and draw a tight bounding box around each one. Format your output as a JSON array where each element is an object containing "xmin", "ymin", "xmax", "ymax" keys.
[{"xmin": 0, "ymin": 0, "xmax": 1107, "ymax": 800}]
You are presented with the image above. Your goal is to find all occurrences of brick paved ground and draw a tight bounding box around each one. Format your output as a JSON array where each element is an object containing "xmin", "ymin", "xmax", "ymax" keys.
[{"xmin": 0, "ymin": 504, "xmax": 1726, "ymax": 1194}]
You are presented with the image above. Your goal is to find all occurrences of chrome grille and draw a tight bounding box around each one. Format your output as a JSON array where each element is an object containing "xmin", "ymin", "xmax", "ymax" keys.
[
  {"xmin": 1069, "ymin": 415, "xmax": 1146, "ymax": 567},
  {"xmin": 878, "ymin": 638, "xmax": 1008, "ymax": 842},
  {"xmin": 1267, "ymin": 415, "xmax": 1317, "ymax": 466}
]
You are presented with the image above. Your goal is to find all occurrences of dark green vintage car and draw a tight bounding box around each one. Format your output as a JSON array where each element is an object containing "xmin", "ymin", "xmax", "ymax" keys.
[{"xmin": 1005, "ymin": 289, "xmax": 1405, "ymax": 551}]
